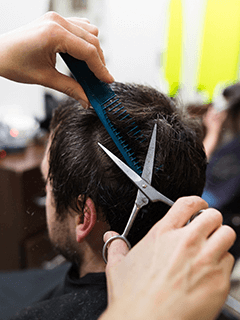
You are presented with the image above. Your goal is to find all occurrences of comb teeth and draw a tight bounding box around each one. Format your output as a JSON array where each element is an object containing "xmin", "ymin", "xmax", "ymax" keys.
[
  {"xmin": 102, "ymin": 96, "xmax": 144, "ymax": 173},
  {"xmin": 103, "ymin": 97, "xmax": 146, "ymax": 144}
]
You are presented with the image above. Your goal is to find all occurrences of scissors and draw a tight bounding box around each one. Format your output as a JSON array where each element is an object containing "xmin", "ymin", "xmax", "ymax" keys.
[{"xmin": 100, "ymin": 123, "xmax": 175, "ymax": 264}]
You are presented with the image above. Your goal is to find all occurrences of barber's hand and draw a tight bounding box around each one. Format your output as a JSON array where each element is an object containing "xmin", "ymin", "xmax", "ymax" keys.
[
  {"xmin": 203, "ymin": 106, "xmax": 227, "ymax": 136},
  {"xmin": 202, "ymin": 106, "xmax": 228, "ymax": 158},
  {"xmin": 101, "ymin": 196, "xmax": 236, "ymax": 320},
  {"xmin": 0, "ymin": 12, "xmax": 114, "ymax": 103}
]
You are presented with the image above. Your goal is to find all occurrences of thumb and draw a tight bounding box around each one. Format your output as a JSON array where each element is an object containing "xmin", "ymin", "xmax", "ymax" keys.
[{"xmin": 103, "ymin": 231, "xmax": 130, "ymax": 268}]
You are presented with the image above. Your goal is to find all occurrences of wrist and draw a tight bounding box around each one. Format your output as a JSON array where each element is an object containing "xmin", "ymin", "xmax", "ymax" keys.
[{"xmin": 100, "ymin": 296, "xmax": 169, "ymax": 320}]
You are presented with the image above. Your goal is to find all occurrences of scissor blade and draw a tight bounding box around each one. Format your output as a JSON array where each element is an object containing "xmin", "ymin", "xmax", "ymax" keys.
[
  {"xmin": 135, "ymin": 123, "xmax": 157, "ymax": 208},
  {"xmin": 98, "ymin": 142, "xmax": 174, "ymax": 207},
  {"xmin": 141, "ymin": 123, "xmax": 157, "ymax": 184}
]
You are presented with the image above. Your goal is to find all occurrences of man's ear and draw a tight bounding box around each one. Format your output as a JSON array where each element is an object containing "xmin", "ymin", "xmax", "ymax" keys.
[{"xmin": 76, "ymin": 197, "xmax": 97, "ymax": 243}]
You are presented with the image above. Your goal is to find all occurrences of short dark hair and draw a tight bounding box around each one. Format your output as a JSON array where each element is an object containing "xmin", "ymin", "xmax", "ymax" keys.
[{"xmin": 48, "ymin": 82, "xmax": 206, "ymax": 246}]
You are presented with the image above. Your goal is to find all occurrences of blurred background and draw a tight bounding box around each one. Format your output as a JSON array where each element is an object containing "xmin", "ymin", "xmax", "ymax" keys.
[
  {"xmin": 1, "ymin": 0, "xmax": 240, "ymax": 318},
  {"xmin": 1, "ymin": 0, "xmax": 240, "ymax": 308}
]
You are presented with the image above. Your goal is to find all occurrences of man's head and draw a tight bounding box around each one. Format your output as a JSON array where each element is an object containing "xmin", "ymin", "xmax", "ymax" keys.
[{"xmin": 42, "ymin": 82, "xmax": 206, "ymax": 268}]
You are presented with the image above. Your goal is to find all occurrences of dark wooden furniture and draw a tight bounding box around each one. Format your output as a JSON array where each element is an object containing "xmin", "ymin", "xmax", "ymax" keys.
[{"xmin": 0, "ymin": 143, "xmax": 55, "ymax": 271}]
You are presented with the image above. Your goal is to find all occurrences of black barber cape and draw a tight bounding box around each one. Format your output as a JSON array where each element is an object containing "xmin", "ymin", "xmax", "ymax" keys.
[{"xmin": 10, "ymin": 264, "xmax": 107, "ymax": 320}]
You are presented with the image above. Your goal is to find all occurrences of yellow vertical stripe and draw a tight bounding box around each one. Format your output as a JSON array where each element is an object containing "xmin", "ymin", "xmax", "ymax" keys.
[
  {"xmin": 197, "ymin": 0, "xmax": 240, "ymax": 100},
  {"xmin": 164, "ymin": 0, "xmax": 183, "ymax": 96}
]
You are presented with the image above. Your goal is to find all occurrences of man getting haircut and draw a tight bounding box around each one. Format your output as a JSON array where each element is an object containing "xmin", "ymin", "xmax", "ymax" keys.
[{"xmin": 12, "ymin": 82, "xmax": 206, "ymax": 320}]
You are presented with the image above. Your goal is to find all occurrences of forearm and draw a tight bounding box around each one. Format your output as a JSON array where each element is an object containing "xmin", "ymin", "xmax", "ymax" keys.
[{"xmin": 203, "ymin": 132, "xmax": 220, "ymax": 159}]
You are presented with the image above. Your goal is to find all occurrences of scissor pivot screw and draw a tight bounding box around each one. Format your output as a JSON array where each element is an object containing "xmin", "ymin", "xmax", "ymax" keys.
[{"xmin": 142, "ymin": 184, "xmax": 147, "ymax": 188}]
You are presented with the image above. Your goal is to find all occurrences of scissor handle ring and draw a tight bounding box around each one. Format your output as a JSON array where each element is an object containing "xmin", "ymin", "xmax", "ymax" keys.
[
  {"xmin": 186, "ymin": 209, "xmax": 205, "ymax": 225},
  {"xmin": 102, "ymin": 235, "xmax": 132, "ymax": 264}
]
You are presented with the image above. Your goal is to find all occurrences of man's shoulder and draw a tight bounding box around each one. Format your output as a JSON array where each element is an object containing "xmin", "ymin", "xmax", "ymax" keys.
[{"xmin": 10, "ymin": 270, "xmax": 107, "ymax": 320}]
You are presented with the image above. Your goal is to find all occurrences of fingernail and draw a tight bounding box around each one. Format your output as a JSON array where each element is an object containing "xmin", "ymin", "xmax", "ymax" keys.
[
  {"xmin": 107, "ymin": 75, "xmax": 114, "ymax": 83},
  {"xmin": 78, "ymin": 99, "xmax": 89, "ymax": 109}
]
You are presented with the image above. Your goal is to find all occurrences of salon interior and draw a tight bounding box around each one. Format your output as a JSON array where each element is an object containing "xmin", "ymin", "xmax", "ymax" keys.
[{"xmin": 1, "ymin": 0, "xmax": 240, "ymax": 319}]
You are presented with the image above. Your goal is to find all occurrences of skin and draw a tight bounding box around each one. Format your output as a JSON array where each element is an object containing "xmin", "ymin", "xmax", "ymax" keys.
[
  {"xmin": 40, "ymin": 139, "xmax": 109, "ymax": 277},
  {"xmin": 0, "ymin": 11, "xmax": 114, "ymax": 103},
  {"xmin": 0, "ymin": 12, "xmax": 236, "ymax": 319},
  {"xmin": 101, "ymin": 197, "xmax": 236, "ymax": 320},
  {"xmin": 203, "ymin": 106, "xmax": 227, "ymax": 159}
]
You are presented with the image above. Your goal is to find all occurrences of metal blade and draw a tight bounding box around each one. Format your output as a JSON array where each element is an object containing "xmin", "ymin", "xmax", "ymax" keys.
[
  {"xmin": 141, "ymin": 123, "xmax": 157, "ymax": 184},
  {"xmin": 134, "ymin": 123, "xmax": 157, "ymax": 208},
  {"xmin": 98, "ymin": 142, "xmax": 174, "ymax": 207},
  {"xmin": 99, "ymin": 142, "xmax": 143, "ymax": 184}
]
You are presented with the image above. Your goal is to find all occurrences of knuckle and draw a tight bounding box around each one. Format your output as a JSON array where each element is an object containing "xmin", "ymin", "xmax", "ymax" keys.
[
  {"xmin": 90, "ymin": 25, "xmax": 99, "ymax": 36},
  {"xmin": 62, "ymin": 86, "xmax": 76, "ymax": 100},
  {"xmin": 37, "ymin": 20, "xmax": 61, "ymax": 49},
  {"xmin": 45, "ymin": 20, "xmax": 58, "ymax": 33},
  {"xmin": 86, "ymin": 43, "xmax": 98, "ymax": 57},
  {"xmin": 44, "ymin": 11, "xmax": 61, "ymax": 23},
  {"xmin": 183, "ymin": 196, "xmax": 197, "ymax": 209},
  {"xmin": 86, "ymin": 34, "xmax": 100, "ymax": 49},
  {"xmin": 80, "ymin": 17, "xmax": 91, "ymax": 24},
  {"xmin": 176, "ymin": 196, "xmax": 202, "ymax": 210},
  {"xmin": 222, "ymin": 224, "xmax": 237, "ymax": 243},
  {"xmin": 41, "ymin": 21, "xmax": 62, "ymax": 44},
  {"xmin": 207, "ymin": 208, "xmax": 223, "ymax": 225}
]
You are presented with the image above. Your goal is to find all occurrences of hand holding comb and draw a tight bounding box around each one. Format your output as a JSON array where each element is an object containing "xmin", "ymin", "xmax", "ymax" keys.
[{"xmin": 60, "ymin": 53, "xmax": 143, "ymax": 175}]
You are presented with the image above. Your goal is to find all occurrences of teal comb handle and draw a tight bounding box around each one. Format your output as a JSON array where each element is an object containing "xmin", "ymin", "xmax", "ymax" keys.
[{"xmin": 60, "ymin": 53, "xmax": 142, "ymax": 175}]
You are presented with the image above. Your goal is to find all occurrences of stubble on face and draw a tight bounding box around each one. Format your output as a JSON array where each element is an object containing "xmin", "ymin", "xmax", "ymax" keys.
[
  {"xmin": 48, "ymin": 213, "xmax": 82, "ymax": 267},
  {"xmin": 41, "ymin": 139, "xmax": 82, "ymax": 267}
]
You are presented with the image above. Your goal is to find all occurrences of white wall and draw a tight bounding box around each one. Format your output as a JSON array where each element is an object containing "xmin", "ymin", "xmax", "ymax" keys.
[
  {"xmin": 0, "ymin": 0, "xmax": 49, "ymax": 120},
  {"xmin": 103, "ymin": 0, "xmax": 240, "ymax": 104},
  {"xmin": 104, "ymin": 0, "xmax": 169, "ymax": 91},
  {"xmin": 103, "ymin": 0, "xmax": 209, "ymax": 100},
  {"xmin": 179, "ymin": 0, "xmax": 208, "ymax": 103}
]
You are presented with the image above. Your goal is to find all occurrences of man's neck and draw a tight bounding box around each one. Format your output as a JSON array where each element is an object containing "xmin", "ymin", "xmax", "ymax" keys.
[{"xmin": 79, "ymin": 242, "xmax": 106, "ymax": 278}]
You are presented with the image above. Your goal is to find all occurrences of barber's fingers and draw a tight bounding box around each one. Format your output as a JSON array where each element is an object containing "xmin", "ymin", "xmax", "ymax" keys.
[
  {"xmin": 42, "ymin": 12, "xmax": 113, "ymax": 83},
  {"xmin": 57, "ymin": 18, "xmax": 106, "ymax": 66},
  {"xmin": 158, "ymin": 196, "xmax": 208, "ymax": 232},
  {"xmin": 66, "ymin": 19, "xmax": 106, "ymax": 65},
  {"xmin": 44, "ymin": 13, "xmax": 99, "ymax": 52},
  {"xmin": 67, "ymin": 17, "xmax": 99, "ymax": 36},
  {"xmin": 44, "ymin": 69, "xmax": 88, "ymax": 102},
  {"xmin": 187, "ymin": 208, "xmax": 223, "ymax": 239},
  {"xmin": 205, "ymin": 225, "xmax": 236, "ymax": 262},
  {"xmin": 60, "ymin": 31, "xmax": 113, "ymax": 83},
  {"xmin": 103, "ymin": 231, "xmax": 129, "ymax": 268}
]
